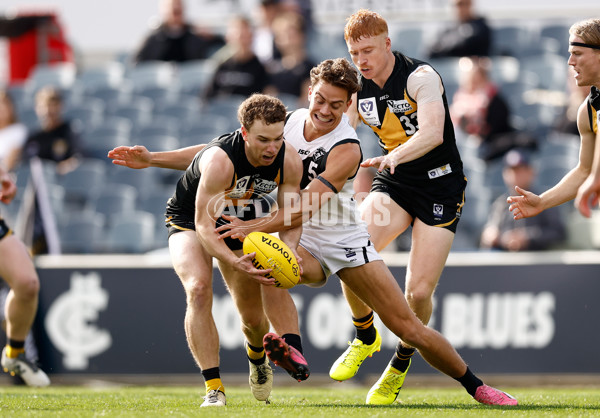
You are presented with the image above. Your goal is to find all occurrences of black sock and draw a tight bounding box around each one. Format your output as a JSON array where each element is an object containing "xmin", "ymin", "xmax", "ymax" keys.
[
  {"xmin": 201, "ymin": 367, "xmax": 221, "ymax": 382},
  {"xmin": 353, "ymin": 311, "xmax": 376, "ymax": 345},
  {"xmin": 247, "ymin": 343, "xmax": 266, "ymax": 365},
  {"xmin": 454, "ymin": 367, "xmax": 484, "ymax": 397},
  {"xmin": 7, "ymin": 339, "xmax": 25, "ymax": 349},
  {"xmin": 282, "ymin": 333, "xmax": 303, "ymax": 354},
  {"xmin": 390, "ymin": 343, "xmax": 415, "ymax": 372}
]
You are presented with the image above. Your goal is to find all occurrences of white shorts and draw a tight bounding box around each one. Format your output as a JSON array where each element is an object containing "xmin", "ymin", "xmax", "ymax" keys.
[{"xmin": 299, "ymin": 226, "xmax": 382, "ymax": 279}]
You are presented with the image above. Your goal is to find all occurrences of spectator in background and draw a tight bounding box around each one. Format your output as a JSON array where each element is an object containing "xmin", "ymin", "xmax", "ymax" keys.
[
  {"xmin": 133, "ymin": 0, "xmax": 224, "ymax": 64},
  {"xmin": 481, "ymin": 149, "xmax": 566, "ymax": 251},
  {"xmin": 0, "ymin": 90, "xmax": 27, "ymax": 172},
  {"xmin": 252, "ymin": 0, "xmax": 283, "ymax": 64},
  {"xmin": 204, "ymin": 16, "xmax": 270, "ymax": 100},
  {"xmin": 13, "ymin": 87, "xmax": 82, "ymax": 254},
  {"xmin": 450, "ymin": 56, "xmax": 534, "ymax": 161},
  {"xmin": 427, "ymin": 0, "xmax": 491, "ymax": 59},
  {"xmin": 18, "ymin": 87, "xmax": 82, "ymax": 175},
  {"xmin": 265, "ymin": 12, "xmax": 314, "ymax": 107}
]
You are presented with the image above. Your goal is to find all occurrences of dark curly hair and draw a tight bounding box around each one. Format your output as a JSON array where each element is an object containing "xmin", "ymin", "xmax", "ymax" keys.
[{"xmin": 309, "ymin": 58, "xmax": 360, "ymax": 100}]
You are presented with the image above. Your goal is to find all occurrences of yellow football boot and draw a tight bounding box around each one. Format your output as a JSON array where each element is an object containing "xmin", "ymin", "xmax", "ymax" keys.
[{"xmin": 329, "ymin": 328, "xmax": 382, "ymax": 381}]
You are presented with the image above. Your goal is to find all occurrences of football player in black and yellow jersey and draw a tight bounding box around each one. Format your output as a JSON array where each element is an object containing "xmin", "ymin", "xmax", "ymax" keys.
[
  {"xmin": 111, "ymin": 94, "xmax": 307, "ymax": 406},
  {"xmin": 508, "ymin": 19, "xmax": 600, "ymax": 219},
  {"xmin": 329, "ymin": 9, "xmax": 475, "ymax": 405}
]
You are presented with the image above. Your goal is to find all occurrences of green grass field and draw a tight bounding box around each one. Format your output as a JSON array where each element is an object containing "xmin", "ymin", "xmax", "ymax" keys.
[{"xmin": 1, "ymin": 386, "xmax": 600, "ymax": 417}]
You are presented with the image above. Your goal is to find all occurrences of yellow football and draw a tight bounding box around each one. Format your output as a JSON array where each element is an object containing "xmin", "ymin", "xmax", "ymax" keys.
[{"xmin": 243, "ymin": 232, "xmax": 300, "ymax": 289}]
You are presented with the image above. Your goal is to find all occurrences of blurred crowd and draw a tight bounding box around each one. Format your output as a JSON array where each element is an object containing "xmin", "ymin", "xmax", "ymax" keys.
[{"xmin": 0, "ymin": 0, "xmax": 596, "ymax": 255}]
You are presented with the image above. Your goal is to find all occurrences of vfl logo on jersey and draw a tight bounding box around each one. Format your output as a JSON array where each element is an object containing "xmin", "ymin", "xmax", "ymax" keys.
[
  {"xmin": 433, "ymin": 203, "xmax": 444, "ymax": 220},
  {"xmin": 358, "ymin": 97, "xmax": 381, "ymax": 126},
  {"xmin": 387, "ymin": 99, "xmax": 413, "ymax": 114},
  {"xmin": 428, "ymin": 164, "xmax": 452, "ymax": 179}
]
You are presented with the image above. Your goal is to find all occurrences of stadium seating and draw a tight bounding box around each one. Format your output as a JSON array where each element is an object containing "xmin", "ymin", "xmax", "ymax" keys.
[
  {"xmin": 89, "ymin": 184, "xmax": 138, "ymax": 223},
  {"xmin": 174, "ymin": 60, "xmax": 217, "ymax": 97},
  {"xmin": 105, "ymin": 210, "xmax": 156, "ymax": 253},
  {"xmin": 107, "ymin": 97, "xmax": 154, "ymax": 127},
  {"xmin": 391, "ymin": 27, "xmax": 424, "ymax": 58},
  {"xmin": 65, "ymin": 98, "xmax": 105, "ymax": 129},
  {"xmin": 58, "ymin": 158, "xmax": 107, "ymax": 210},
  {"xmin": 59, "ymin": 210, "xmax": 106, "ymax": 254},
  {"xmin": 25, "ymin": 62, "xmax": 77, "ymax": 93},
  {"xmin": 108, "ymin": 165, "xmax": 159, "ymax": 196},
  {"xmin": 540, "ymin": 24, "xmax": 571, "ymax": 57},
  {"xmin": 490, "ymin": 26, "xmax": 537, "ymax": 57},
  {"xmin": 521, "ymin": 53, "xmax": 568, "ymax": 91},
  {"xmin": 73, "ymin": 62, "xmax": 125, "ymax": 90}
]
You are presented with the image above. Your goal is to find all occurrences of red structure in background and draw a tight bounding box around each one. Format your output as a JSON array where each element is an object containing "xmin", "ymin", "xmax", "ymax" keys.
[{"xmin": 4, "ymin": 12, "xmax": 73, "ymax": 85}]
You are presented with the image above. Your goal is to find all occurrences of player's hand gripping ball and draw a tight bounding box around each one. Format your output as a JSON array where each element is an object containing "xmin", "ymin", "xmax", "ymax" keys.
[{"xmin": 243, "ymin": 232, "xmax": 300, "ymax": 288}]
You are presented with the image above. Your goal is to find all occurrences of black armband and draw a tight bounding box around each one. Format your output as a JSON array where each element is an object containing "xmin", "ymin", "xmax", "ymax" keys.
[{"xmin": 316, "ymin": 175, "xmax": 338, "ymax": 193}]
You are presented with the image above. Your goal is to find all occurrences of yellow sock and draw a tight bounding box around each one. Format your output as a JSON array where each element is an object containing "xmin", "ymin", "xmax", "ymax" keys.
[
  {"xmin": 205, "ymin": 378, "xmax": 224, "ymax": 394},
  {"xmin": 5, "ymin": 345, "xmax": 24, "ymax": 359},
  {"xmin": 246, "ymin": 343, "xmax": 265, "ymax": 361}
]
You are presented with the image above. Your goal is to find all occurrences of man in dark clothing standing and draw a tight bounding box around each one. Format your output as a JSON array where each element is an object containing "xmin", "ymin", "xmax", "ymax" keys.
[{"xmin": 427, "ymin": 0, "xmax": 491, "ymax": 58}]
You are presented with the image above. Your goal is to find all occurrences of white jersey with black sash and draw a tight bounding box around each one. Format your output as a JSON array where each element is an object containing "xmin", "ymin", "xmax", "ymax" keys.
[{"xmin": 284, "ymin": 109, "xmax": 367, "ymax": 240}]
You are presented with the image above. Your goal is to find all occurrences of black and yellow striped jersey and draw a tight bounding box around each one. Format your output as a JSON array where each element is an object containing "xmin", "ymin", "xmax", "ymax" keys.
[
  {"xmin": 586, "ymin": 86, "xmax": 600, "ymax": 134},
  {"xmin": 168, "ymin": 130, "xmax": 285, "ymax": 219},
  {"xmin": 357, "ymin": 51, "xmax": 463, "ymax": 183}
]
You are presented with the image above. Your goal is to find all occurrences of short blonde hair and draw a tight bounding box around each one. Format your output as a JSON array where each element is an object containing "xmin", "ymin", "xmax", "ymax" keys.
[
  {"xmin": 344, "ymin": 9, "xmax": 388, "ymax": 43},
  {"xmin": 569, "ymin": 18, "xmax": 600, "ymax": 47}
]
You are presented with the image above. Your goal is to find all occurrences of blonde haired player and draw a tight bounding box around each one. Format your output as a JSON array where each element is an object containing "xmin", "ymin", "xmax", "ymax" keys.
[{"xmin": 509, "ymin": 19, "xmax": 600, "ymax": 219}]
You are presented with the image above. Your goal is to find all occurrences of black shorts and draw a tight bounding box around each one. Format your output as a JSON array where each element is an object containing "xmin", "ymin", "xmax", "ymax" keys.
[
  {"xmin": 0, "ymin": 217, "xmax": 12, "ymax": 241},
  {"xmin": 165, "ymin": 213, "xmax": 244, "ymax": 251},
  {"xmin": 371, "ymin": 172, "xmax": 467, "ymax": 233}
]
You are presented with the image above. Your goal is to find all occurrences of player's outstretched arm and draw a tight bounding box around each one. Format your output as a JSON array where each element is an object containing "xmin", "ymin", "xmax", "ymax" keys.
[
  {"xmin": 507, "ymin": 186, "xmax": 543, "ymax": 220},
  {"xmin": 575, "ymin": 175, "xmax": 600, "ymax": 218},
  {"xmin": 575, "ymin": 130, "xmax": 600, "ymax": 217},
  {"xmin": 107, "ymin": 144, "xmax": 206, "ymax": 171}
]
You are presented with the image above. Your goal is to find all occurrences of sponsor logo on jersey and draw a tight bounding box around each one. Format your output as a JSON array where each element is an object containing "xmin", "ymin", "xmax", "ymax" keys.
[
  {"xmin": 228, "ymin": 175, "xmax": 277, "ymax": 197},
  {"xmin": 433, "ymin": 203, "xmax": 444, "ymax": 220},
  {"xmin": 380, "ymin": 94, "xmax": 389, "ymax": 100},
  {"xmin": 387, "ymin": 99, "xmax": 413, "ymax": 114},
  {"xmin": 428, "ymin": 164, "xmax": 452, "ymax": 179},
  {"xmin": 253, "ymin": 178, "xmax": 278, "ymax": 194},
  {"xmin": 358, "ymin": 97, "xmax": 381, "ymax": 126},
  {"xmin": 298, "ymin": 149, "xmax": 311, "ymax": 155}
]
